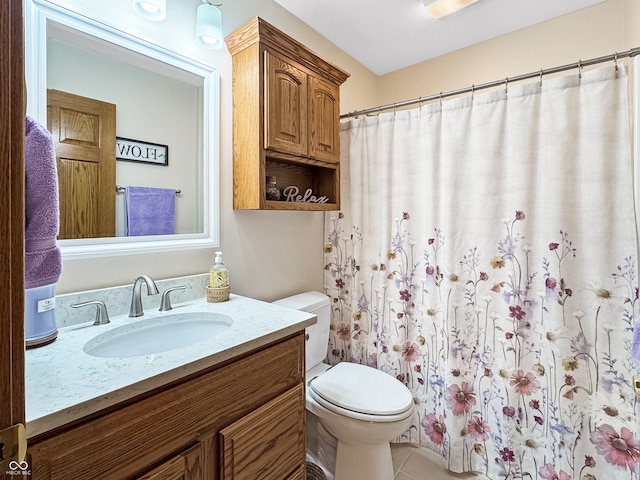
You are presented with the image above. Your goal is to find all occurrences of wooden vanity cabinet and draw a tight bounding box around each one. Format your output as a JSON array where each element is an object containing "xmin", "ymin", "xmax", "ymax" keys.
[
  {"xmin": 226, "ymin": 17, "xmax": 349, "ymax": 211},
  {"xmin": 27, "ymin": 334, "xmax": 306, "ymax": 480}
]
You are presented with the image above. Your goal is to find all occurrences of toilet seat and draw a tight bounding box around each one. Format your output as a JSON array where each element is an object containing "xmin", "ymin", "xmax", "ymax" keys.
[{"xmin": 308, "ymin": 362, "xmax": 414, "ymax": 423}]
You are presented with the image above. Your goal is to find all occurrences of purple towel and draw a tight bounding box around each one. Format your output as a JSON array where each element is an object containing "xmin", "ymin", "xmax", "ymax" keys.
[
  {"xmin": 24, "ymin": 116, "xmax": 62, "ymax": 289},
  {"xmin": 125, "ymin": 186, "xmax": 175, "ymax": 236}
]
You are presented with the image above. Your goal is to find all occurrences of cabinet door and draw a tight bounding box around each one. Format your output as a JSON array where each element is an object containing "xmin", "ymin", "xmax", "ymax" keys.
[
  {"xmin": 265, "ymin": 50, "xmax": 308, "ymax": 157},
  {"xmin": 219, "ymin": 384, "xmax": 305, "ymax": 480},
  {"xmin": 308, "ymin": 75, "xmax": 341, "ymax": 163}
]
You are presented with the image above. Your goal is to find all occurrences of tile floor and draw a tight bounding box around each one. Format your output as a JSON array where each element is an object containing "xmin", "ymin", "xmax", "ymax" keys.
[{"xmin": 391, "ymin": 443, "xmax": 490, "ymax": 480}]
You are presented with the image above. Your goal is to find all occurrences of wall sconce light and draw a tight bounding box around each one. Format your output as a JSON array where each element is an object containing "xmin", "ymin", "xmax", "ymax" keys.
[
  {"xmin": 195, "ymin": 1, "xmax": 223, "ymax": 50},
  {"xmin": 423, "ymin": 0, "xmax": 481, "ymax": 19},
  {"xmin": 132, "ymin": 0, "xmax": 166, "ymax": 21}
]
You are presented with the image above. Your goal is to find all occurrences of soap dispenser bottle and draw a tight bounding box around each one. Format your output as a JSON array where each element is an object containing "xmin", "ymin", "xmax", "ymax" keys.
[{"xmin": 210, "ymin": 251, "xmax": 229, "ymax": 289}]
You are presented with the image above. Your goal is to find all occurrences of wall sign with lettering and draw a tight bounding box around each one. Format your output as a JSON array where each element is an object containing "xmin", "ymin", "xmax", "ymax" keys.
[
  {"xmin": 282, "ymin": 186, "xmax": 329, "ymax": 204},
  {"xmin": 116, "ymin": 137, "xmax": 169, "ymax": 166}
]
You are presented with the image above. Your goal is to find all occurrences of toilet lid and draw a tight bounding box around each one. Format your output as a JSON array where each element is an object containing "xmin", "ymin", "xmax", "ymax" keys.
[{"xmin": 309, "ymin": 362, "xmax": 413, "ymax": 416}]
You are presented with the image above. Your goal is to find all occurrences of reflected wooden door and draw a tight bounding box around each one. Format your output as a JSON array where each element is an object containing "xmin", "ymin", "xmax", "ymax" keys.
[{"xmin": 47, "ymin": 89, "xmax": 116, "ymax": 239}]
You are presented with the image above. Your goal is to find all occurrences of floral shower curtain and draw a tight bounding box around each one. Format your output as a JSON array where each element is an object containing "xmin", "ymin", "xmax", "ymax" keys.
[{"xmin": 324, "ymin": 66, "xmax": 640, "ymax": 479}]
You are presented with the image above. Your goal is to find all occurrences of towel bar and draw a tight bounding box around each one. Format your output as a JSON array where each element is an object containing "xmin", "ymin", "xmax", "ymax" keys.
[{"xmin": 116, "ymin": 185, "xmax": 181, "ymax": 195}]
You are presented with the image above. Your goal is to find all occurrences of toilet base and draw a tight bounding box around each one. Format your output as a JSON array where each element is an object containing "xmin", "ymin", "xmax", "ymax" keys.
[
  {"xmin": 307, "ymin": 409, "xmax": 336, "ymax": 479},
  {"xmin": 334, "ymin": 441, "xmax": 394, "ymax": 480}
]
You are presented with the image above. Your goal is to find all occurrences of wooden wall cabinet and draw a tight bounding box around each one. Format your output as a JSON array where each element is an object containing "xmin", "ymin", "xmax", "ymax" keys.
[
  {"xmin": 27, "ymin": 334, "xmax": 305, "ymax": 480},
  {"xmin": 226, "ymin": 17, "xmax": 349, "ymax": 211}
]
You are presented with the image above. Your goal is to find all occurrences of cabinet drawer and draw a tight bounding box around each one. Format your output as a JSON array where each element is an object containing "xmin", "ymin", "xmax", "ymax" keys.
[
  {"xmin": 137, "ymin": 455, "xmax": 186, "ymax": 480},
  {"xmin": 219, "ymin": 384, "xmax": 305, "ymax": 480},
  {"xmin": 135, "ymin": 442, "xmax": 205, "ymax": 480}
]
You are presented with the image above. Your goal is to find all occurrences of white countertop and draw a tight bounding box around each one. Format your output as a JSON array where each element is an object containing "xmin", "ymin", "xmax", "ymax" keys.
[{"xmin": 25, "ymin": 294, "xmax": 316, "ymax": 438}]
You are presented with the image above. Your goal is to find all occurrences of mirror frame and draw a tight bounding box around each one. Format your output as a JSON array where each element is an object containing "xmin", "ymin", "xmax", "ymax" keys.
[{"xmin": 24, "ymin": 0, "xmax": 220, "ymax": 260}]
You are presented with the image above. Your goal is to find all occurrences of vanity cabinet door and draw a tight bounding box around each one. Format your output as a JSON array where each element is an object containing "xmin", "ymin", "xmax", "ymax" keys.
[
  {"xmin": 264, "ymin": 50, "xmax": 308, "ymax": 157},
  {"xmin": 219, "ymin": 383, "xmax": 305, "ymax": 480}
]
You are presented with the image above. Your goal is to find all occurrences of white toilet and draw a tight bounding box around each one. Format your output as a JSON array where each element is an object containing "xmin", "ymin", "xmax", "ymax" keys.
[{"xmin": 274, "ymin": 292, "xmax": 415, "ymax": 480}]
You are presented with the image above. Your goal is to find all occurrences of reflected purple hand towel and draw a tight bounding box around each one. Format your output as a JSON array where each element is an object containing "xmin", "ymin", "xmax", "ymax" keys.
[
  {"xmin": 24, "ymin": 116, "xmax": 62, "ymax": 289},
  {"xmin": 125, "ymin": 186, "xmax": 175, "ymax": 236}
]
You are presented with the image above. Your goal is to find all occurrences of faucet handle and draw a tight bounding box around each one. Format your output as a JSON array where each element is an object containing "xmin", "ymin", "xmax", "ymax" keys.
[
  {"xmin": 71, "ymin": 300, "xmax": 110, "ymax": 325},
  {"xmin": 159, "ymin": 285, "xmax": 187, "ymax": 311}
]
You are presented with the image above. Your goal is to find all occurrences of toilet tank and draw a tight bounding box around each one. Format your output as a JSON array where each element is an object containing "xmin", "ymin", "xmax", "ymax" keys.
[{"xmin": 273, "ymin": 291, "xmax": 330, "ymax": 371}]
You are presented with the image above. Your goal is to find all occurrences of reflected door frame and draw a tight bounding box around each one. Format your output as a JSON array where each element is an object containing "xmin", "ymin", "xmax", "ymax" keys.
[{"xmin": 0, "ymin": 0, "xmax": 26, "ymax": 443}]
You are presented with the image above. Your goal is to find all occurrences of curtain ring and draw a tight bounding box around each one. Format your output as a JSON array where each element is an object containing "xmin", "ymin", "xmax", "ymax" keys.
[
  {"xmin": 539, "ymin": 68, "xmax": 543, "ymax": 88},
  {"xmin": 578, "ymin": 60, "xmax": 583, "ymax": 80},
  {"xmin": 614, "ymin": 51, "xmax": 619, "ymax": 73},
  {"xmin": 504, "ymin": 76, "xmax": 509, "ymax": 96}
]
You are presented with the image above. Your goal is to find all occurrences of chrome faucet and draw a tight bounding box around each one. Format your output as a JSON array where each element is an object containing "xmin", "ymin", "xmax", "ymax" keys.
[{"xmin": 129, "ymin": 275, "xmax": 159, "ymax": 317}]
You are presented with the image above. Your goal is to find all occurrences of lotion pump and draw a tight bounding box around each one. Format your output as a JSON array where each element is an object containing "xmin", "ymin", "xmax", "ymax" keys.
[{"xmin": 210, "ymin": 251, "xmax": 229, "ymax": 289}]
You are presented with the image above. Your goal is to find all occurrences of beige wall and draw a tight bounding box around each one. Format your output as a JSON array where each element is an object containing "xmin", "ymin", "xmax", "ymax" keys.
[
  {"xmin": 47, "ymin": 0, "xmax": 378, "ymax": 301},
  {"xmin": 48, "ymin": 40, "xmax": 202, "ymax": 237},
  {"xmin": 378, "ymin": 0, "xmax": 637, "ymax": 107},
  {"xmin": 48, "ymin": 0, "xmax": 636, "ymax": 302}
]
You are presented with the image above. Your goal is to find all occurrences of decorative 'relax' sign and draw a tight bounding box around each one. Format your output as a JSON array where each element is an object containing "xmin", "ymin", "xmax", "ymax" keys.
[
  {"xmin": 283, "ymin": 186, "xmax": 329, "ymax": 204},
  {"xmin": 116, "ymin": 137, "xmax": 169, "ymax": 166}
]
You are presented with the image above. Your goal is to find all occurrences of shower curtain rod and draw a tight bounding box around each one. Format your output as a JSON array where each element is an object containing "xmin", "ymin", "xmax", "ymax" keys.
[{"xmin": 340, "ymin": 46, "xmax": 640, "ymax": 120}]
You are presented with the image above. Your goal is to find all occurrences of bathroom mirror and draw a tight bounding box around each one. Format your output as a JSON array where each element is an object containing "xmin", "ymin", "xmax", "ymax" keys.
[{"xmin": 25, "ymin": 0, "xmax": 219, "ymax": 259}]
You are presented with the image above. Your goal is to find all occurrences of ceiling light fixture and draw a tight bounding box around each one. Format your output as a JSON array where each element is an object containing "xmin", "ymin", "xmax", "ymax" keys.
[
  {"xmin": 423, "ymin": 0, "xmax": 481, "ymax": 19},
  {"xmin": 132, "ymin": 0, "xmax": 166, "ymax": 21},
  {"xmin": 196, "ymin": 1, "xmax": 223, "ymax": 50}
]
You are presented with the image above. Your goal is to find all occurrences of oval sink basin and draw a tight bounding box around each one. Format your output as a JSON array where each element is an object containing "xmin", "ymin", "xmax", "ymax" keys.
[{"xmin": 84, "ymin": 312, "xmax": 233, "ymax": 358}]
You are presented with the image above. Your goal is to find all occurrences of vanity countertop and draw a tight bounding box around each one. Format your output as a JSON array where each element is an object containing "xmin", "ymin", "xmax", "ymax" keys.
[{"xmin": 25, "ymin": 294, "xmax": 316, "ymax": 438}]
